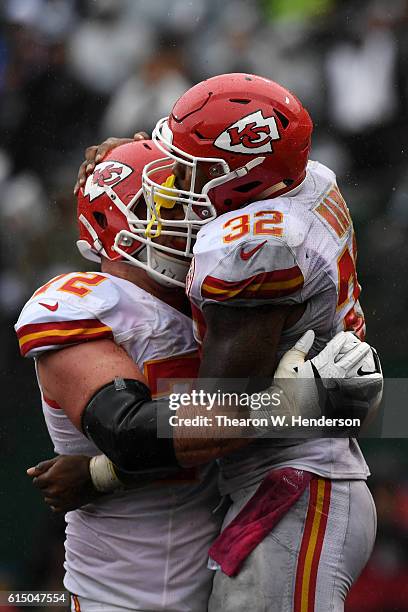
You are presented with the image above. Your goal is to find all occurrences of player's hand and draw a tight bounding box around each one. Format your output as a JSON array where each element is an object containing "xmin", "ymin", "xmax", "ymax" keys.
[
  {"xmin": 27, "ymin": 455, "xmax": 100, "ymax": 513},
  {"xmin": 279, "ymin": 330, "xmax": 381, "ymax": 382},
  {"xmin": 276, "ymin": 330, "xmax": 383, "ymax": 425},
  {"xmin": 73, "ymin": 132, "xmax": 150, "ymax": 195},
  {"xmin": 311, "ymin": 331, "xmax": 383, "ymax": 425}
]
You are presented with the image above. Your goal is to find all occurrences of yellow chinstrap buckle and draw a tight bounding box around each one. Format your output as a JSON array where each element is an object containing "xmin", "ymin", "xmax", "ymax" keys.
[{"xmin": 145, "ymin": 174, "xmax": 177, "ymax": 238}]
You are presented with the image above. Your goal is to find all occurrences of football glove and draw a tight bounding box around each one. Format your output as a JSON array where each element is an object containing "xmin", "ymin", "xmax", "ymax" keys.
[{"xmin": 253, "ymin": 330, "xmax": 383, "ymax": 434}]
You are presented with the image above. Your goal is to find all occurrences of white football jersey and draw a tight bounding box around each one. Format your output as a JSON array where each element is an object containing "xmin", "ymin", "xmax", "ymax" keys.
[
  {"xmin": 16, "ymin": 272, "xmax": 222, "ymax": 611},
  {"xmin": 187, "ymin": 160, "xmax": 369, "ymax": 495}
]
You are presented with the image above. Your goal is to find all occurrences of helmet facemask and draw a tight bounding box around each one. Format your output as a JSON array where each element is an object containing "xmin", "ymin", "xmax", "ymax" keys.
[
  {"xmin": 114, "ymin": 184, "xmax": 194, "ymax": 288},
  {"xmin": 143, "ymin": 117, "xmax": 223, "ymax": 227},
  {"xmin": 76, "ymin": 140, "xmax": 195, "ymax": 289}
]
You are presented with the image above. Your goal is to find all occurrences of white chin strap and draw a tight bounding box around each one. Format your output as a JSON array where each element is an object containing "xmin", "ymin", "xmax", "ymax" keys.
[{"xmin": 137, "ymin": 247, "xmax": 189, "ymax": 288}]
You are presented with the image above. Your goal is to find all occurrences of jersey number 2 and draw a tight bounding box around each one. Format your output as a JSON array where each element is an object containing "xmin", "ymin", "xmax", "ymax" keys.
[{"xmin": 33, "ymin": 273, "xmax": 107, "ymax": 298}]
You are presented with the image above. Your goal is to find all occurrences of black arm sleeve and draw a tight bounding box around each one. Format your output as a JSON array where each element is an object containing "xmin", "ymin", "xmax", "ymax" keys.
[{"xmin": 81, "ymin": 378, "xmax": 180, "ymax": 474}]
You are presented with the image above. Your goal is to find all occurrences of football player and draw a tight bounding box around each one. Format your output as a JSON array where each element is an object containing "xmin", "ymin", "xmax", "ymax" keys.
[
  {"xmin": 18, "ymin": 137, "xmax": 374, "ymax": 612},
  {"xmin": 16, "ymin": 140, "xmax": 225, "ymax": 612},
  {"xmin": 67, "ymin": 74, "xmax": 380, "ymax": 611},
  {"xmin": 146, "ymin": 73, "xmax": 379, "ymax": 612}
]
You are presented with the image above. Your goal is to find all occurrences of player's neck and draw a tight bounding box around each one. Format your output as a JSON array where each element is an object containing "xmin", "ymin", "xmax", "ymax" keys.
[{"xmin": 101, "ymin": 259, "xmax": 190, "ymax": 316}]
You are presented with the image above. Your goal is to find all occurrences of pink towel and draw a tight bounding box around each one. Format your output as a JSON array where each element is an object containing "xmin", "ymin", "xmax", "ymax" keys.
[{"xmin": 209, "ymin": 468, "xmax": 312, "ymax": 576}]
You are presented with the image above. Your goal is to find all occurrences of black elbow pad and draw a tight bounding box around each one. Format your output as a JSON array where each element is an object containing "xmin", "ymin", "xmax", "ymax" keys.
[{"xmin": 82, "ymin": 378, "xmax": 180, "ymax": 473}]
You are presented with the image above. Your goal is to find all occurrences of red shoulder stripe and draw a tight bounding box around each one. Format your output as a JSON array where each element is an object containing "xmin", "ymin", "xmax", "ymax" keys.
[
  {"xmin": 17, "ymin": 319, "xmax": 113, "ymax": 356},
  {"xmin": 201, "ymin": 266, "xmax": 303, "ymax": 301},
  {"xmin": 16, "ymin": 318, "xmax": 108, "ymax": 339}
]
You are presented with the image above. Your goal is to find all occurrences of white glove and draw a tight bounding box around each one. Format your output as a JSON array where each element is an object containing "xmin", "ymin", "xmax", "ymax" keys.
[
  {"xmin": 278, "ymin": 330, "xmax": 383, "ymax": 424},
  {"xmin": 252, "ymin": 330, "xmax": 383, "ymax": 435},
  {"xmin": 276, "ymin": 330, "xmax": 371, "ymax": 378}
]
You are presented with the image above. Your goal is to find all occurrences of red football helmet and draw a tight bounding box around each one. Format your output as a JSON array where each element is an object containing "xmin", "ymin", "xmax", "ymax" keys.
[
  {"xmin": 143, "ymin": 72, "xmax": 313, "ymax": 223},
  {"xmin": 77, "ymin": 140, "xmax": 192, "ymax": 287}
]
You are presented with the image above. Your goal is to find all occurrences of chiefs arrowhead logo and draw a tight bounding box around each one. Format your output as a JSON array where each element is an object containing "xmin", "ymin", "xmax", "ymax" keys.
[
  {"xmin": 214, "ymin": 110, "xmax": 280, "ymax": 155},
  {"xmin": 93, "ymin": 164, "xmax": 124, "ymax": 187},
  {"xmin": 84, "ymin": 161, "xmax": 133, "ymax": 201}
]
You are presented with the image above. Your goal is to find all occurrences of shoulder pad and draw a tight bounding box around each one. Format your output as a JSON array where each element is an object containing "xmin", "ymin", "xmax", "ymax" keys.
[
  {"xmin": 307, "ymin": 160, "xmax": 337, "ymax": 186},
  {"xmin": 190, "ymin": 227, "xmax": 304, "ymax": 307},
  {"xmin": 15, "ymin": 272, "xmax": 118, "ymax": 358}
]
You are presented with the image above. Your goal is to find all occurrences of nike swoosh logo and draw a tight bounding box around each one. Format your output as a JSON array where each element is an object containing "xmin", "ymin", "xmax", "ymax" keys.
[
  {"xmin": 39, "ymin": 302, "xmax": 59, "ymax": 312},
  {"xmin": 240, "ymin": 240, "xmax": 267, "ymax": 261},
  {"xmin": 357, "ymin": 366, "xmax": 377, "ymax": 376},
  {"xmin": 357, "ymin": 349, "xmax": 381, "ymax": 376}
]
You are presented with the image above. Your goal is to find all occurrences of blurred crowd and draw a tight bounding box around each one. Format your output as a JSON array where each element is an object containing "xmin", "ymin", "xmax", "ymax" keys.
[
  {"xmin": 1, "ymin": 0, "xmax": 408, "ymax": 354},
  {"xmin": 1, "ymin": 0, "xmax": 408, "ymax": 610}
]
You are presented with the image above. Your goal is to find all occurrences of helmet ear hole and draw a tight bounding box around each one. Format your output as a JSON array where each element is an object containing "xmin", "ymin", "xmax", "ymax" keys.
[
  {"xmin": 93, "ymin": 211, "xmax": 108, "ymax": 229},
  {"xmin": 233, "ymin": 181, "xmax": 262, "ymax": 194},
  {"xmin": 130, "ymin": 195, "xmax": 146, "ymax": 215}
]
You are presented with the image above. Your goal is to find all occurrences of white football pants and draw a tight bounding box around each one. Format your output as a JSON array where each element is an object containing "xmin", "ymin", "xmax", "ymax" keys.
[{"xmin": 208, "ymin": 478, "xmax": 377, "ymax": 612}]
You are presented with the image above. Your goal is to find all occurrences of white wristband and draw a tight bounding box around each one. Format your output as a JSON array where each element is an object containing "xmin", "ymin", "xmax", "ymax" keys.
[{"xmin": 89, "ymin": 455, "xmax": 123, "ymax": 493}]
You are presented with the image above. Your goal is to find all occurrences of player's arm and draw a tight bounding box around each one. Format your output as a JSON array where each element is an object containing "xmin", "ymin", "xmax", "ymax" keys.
[
  {"xmin": 36, "ymin": 328, "xmax": 257, "ymax": 478},
  {"xmin": 199, "ymin": 301, "xmax": 306, "ymax": 376},
  {"xmin": 27, "ymin": 455, "xmax": 99, "ymax": 513},
  {"xmin": 27, "ymin": 453, "xmax": 156, "ymax": 513},
  {"xmin": 79, "ymin": 329, "xmax": 382, "ymax": 473},
  {"xmin": 37, "ymin": 338, "xmax": 178, "ymax": 478},
  {"xmin": 37, "ymin": 338, "xmax": 147, "ymax": 431},
  {"xmin": 172, "ymin": 302, "xmax": 294, "ymax": 465},
  {"xmin": 175, "ymin": 306, "xmax": 385, "ymax": 465},
  {"xmin": 80, "ymin": 305, "xmax": 310, "ymax": 471},
  {"xmin": 36, "ymin": 339, "xmax": 181, "ymax": 497},
  {"xmin": 38, "ymin": 334, "xmax": 249, "ymax": 479}
]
